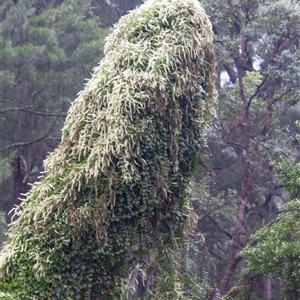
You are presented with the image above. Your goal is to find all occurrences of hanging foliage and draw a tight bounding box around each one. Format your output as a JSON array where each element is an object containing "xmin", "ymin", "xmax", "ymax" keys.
[{"xmin": 0, "ymin": 0, "xmax": 216, "ymax": 298}]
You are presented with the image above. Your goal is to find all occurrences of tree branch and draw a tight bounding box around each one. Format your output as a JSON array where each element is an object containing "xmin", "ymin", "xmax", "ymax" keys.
[
  {"xmin": 247, "ymin": 74, "xmax": 269, "ymax": 109},
  {"xmin": 272, "ymin": 85, "xmax": 293, "ymax": 103},
  {"xmin": 0, "ymin": 118, "xmax": 60, "ymax": 152},
  {"xmin": 0, "ymin": 106, "xmax": 66, "ymax": 117},
  {"xmin": 226, "ymin": 122, "xmax": 244, "ymax": 144},
  {"xmin": 260, "ymin": 91, "xmax": 274, "ymax": 137},
  {"xmin": 226, "ymin": 273, "xmax": 262, "ymax": 298},
  {"xmin": 1, "ymin": 138, "xmax": 60, "ymax": 152},
  {"xmin": 226, "ymin": 141, "xmax": 246, "ymax": 149},
  {"xmin": 223, "ymin": 64, "xmax": 237, "ymax": 84}
]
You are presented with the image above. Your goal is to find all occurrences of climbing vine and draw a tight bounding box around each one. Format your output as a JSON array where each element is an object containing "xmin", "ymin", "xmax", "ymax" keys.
[{"xmin": 0, "ymin": 0, "xmax": 216, "ymax": 298}]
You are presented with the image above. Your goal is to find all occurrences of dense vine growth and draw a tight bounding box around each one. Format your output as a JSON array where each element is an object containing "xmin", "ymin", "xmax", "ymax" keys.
[{"xmin": 0, "ymin": 0, "xmax": 216, "ymax": 298}]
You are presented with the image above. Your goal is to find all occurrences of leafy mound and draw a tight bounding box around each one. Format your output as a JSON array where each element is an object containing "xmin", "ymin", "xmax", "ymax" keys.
[{"xmin": 0, "ymin": 0, "xmax": 216, "ymax": 298}]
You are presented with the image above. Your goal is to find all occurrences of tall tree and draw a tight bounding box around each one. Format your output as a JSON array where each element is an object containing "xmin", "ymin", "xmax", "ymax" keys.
[
  {"xmin": 192, "ymin": 0, "xmax": 300, "ymax": 298},
  {"xmin": 0, "ymin": 0, "xmax": 109, "ymax": 219}
]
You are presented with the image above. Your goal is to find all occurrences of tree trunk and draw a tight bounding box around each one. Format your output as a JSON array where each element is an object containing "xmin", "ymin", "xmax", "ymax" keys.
[
  {"xmin": 9, "ymin": 155, "xmax": 28, "ymax": 222},
  {"xmin": 215, "ymin": 54, "xmax": 254, "ymax": 297}
]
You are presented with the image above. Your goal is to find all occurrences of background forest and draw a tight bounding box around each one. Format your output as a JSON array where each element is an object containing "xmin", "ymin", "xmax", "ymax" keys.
[{"xmin": 0, "ymin": 0, "xmax": 300, "ymax": 299}]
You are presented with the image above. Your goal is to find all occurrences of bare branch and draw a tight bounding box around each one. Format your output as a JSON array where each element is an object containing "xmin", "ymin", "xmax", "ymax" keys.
[
  {"xmin": 0, "ymin": 106, "xmax": 66, "ymax": 117},
  {"xmin": 226, "ymin": 121, "xmax": 244, "ymax": 142},
  {"xmin": 0, "ymin": 118, "xmax": 60, "ymax": 152},
  {"xmin": 1, "ymin": 138, "xmax": 60, "ymax": 152},
  {"xmin": 247, "ymin": 74, "xmax": 269, "ymax": 109},
  {"xmin": 226, "ymin": 141, "xmax": 246, "ymax": 149},
  {"xmin": 272, "ymin": 85, "xmax": 293, "ymax": 103},
  {"xmin": 227, "ymin": 273, "xmax": 262, "ymax": 298}
]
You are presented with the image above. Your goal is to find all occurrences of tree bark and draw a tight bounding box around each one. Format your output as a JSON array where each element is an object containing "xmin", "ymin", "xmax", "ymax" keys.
[{"xmin": 9, "ymin": 155, "xmax": 28, "ymax": 222}]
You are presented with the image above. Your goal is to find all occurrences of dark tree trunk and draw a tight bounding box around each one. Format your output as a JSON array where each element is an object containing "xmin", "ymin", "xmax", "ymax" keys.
[{"xmin": 9, "ymin": 155, "xmax": 28, "ymax": 222}]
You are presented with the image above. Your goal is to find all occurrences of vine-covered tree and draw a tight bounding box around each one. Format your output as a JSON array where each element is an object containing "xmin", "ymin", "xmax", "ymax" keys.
[{"xmin": 0, "ymin": 0, "xmax": 216, "ymax": 299}]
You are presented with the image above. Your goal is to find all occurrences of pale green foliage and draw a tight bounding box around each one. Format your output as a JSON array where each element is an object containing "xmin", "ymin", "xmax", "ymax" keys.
[
  {"xmin": 274, "ymin": 156, "xmax": 300, "ymax": 199},
  {"xmin": 0, "ymin": 0, "xmax": 216, "ymax": 298}
]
